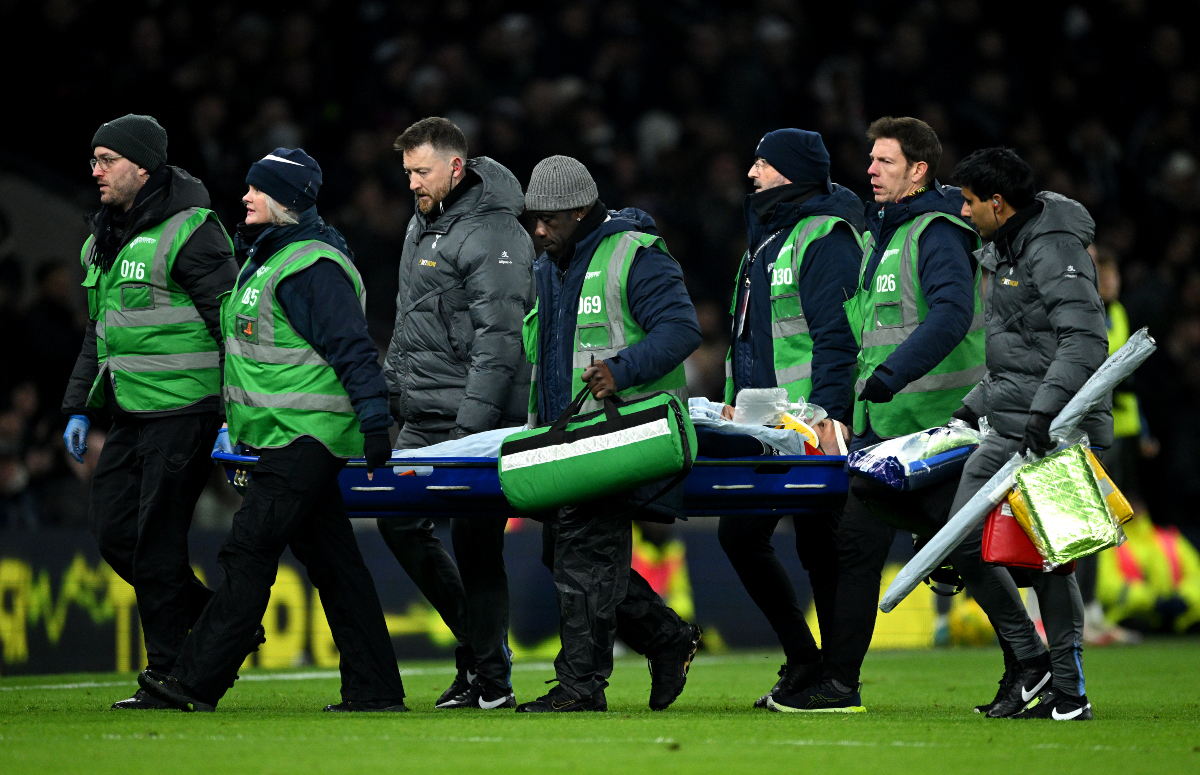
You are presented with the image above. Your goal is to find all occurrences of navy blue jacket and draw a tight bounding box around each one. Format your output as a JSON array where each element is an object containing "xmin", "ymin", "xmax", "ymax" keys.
[
  {"xmin": 533, "ymin": 208, "xmax": 702, "ymax": 422},
  {"xmin": 235, "ymin": 208, "xmax": 391, "ymax": 436},
  {"xmin": 851, "ymin": 183, "xmax": 977, "ymax": 450},
  {"xmin": 731, "ymin": 184, "xmax": 864, "ymax": 425}
]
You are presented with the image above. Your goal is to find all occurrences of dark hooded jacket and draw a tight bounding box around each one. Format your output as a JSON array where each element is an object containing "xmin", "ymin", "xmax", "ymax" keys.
[
  {"xmin": 730, "ymin": 183, "xmax": 865, "ymax": 425},
  {"xmin": 851, "ymin": 183, "xmax": 978, "ymax": 450},
  {"xmin": 962, "ymin": 192, "xmax": 1112, "ymax": 447},
  {"xmin": 62, "ymin": 166, "xmax": 237, "ymax": 419},
  {"xmin": 386, "ymin": 157, "xmax": 536, "ymax": 437}
]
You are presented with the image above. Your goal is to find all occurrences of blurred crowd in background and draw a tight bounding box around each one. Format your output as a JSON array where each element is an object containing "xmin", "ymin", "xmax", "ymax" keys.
[{"xmin": 2, "ymin": 0, "xmax": 1199, "ymax": 542}]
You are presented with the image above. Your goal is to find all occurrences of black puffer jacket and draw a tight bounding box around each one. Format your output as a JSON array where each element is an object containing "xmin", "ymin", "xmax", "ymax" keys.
[
  {"xmin": 62, "ymin": 166, "xmax": 237, "ymax": 419},
  {"xmin": 386, "ymin": 157, "xmax": 536, "ymax": 437},
  {"xmin": 963, "ymin": 192, "xmax": 1113, "ymax": 447}
]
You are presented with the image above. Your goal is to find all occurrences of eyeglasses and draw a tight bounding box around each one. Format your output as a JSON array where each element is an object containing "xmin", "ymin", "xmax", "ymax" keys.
[{"xmin": 89, "ymin": 154, "xmax": 125, "ymax": 171}]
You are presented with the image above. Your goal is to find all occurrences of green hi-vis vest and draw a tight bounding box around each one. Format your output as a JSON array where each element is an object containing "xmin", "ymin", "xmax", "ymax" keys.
[
  {"xmin": 844, "ymin": 212, "xmax": 985, "ymax": 438},
  {"xmin": 523, "ymin": 230, "xmax": 688, "ymax": 425},
  {"xmin": 81, "ymin": 207, "xmax": 230, "ymax": 412},
  {"xmin": 1107, "ymin": 300, "xmax": 1140, "ymax": 438},
  {"xmin": 722, "ymin": 215, "xmax": 860, "ymax": 404},
  {"xmin": 221, "ymin": 241, "xmax": 366, "ymax": 458}
]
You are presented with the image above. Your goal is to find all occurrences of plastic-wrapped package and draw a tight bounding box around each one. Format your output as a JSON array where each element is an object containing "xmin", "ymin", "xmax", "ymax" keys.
[
  {"xmin": 1008, "ymin": 443, "xmax": 1125, "ymax": 570},
  {"xmin": 731, "ymin": 387, "xmax": 790, "ymax": 426},
  {"xmin": 846, "ymin": 421, "xmax": 982, "ymax": 491}
]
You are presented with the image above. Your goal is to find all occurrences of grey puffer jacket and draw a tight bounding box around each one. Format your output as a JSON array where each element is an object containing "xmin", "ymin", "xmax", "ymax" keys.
[
  {"xmin": 963, "ymin": 192, "xmax": 1113, "ymax": 447},
  {"xmin": 386, "ymin": 157, "xmax": 535, "ymax": 437}
]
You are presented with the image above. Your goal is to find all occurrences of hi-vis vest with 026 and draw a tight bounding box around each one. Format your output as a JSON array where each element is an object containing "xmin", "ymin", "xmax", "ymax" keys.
[
  {"xmin": 722, "ymin": 215, "xmax": 861, "ymax": 404},
  {"xmin": 844, "ymin": 211, "xmax": 985, "ymax": 438},
  {"xmin": 523, "ymin": 230, "xmax": 687, "ymax": 425},
  {"xmin": 221, "ymin": 241, "xmax": 366, "ymax": 458},
  {"xmin": 80, "ymin": 207, "xmax": 230, "ymax": 412}
]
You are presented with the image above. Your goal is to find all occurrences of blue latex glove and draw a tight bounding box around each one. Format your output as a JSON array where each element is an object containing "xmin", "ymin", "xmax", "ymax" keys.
[
  {"xmin": 64, "ymin": 415, "xmax": 90, "ymax": 464},
  {"xmin": 213, "ymin": 426, "xmax": 233, "ymax": 456}
]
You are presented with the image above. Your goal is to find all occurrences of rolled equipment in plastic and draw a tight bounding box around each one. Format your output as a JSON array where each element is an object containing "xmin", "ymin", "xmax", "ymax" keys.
[{"xmin": 879, "ymin": 327, "xmax": 1156, "ymax": 613}]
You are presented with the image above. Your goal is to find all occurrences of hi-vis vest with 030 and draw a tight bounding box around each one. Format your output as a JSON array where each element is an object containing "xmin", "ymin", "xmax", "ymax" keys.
[
  {"xmin": 80, "ymin": 207, "xmax": 230, "ymax": 412},
  {"xmin": 221, "ymin": 241, "xmax": 366, "ymax": 458},
  {"xmin": 844, "ymin": 212, "xmax": 985, "ymax": 438},
  {"xmin": 722, "ymin": 215, "xmax": 861, "ymax": 404},
  {"xmin": 523, "ymin": 230, "xmax": 688, "ymax": 425}
]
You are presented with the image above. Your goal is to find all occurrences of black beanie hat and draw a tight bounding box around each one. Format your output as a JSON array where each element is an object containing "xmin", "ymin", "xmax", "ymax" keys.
[
  {"xmin": 246, "ymin": 148, "xmax": 322, "ymax": 211},
  {"xmin": 755, "ymin": 129, "xmax": 832, "ymax": 193},
  {"xmin": 92, "ymin": 114, "xmax": 168, "ymax": 172}
]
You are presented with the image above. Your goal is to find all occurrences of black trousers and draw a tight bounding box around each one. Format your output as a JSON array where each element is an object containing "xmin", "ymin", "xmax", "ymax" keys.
[
  {"xmin": 541, "ymin": 508, "xmax": 688, "ymax": 700},
  {"xmin": 89, "ymin": 412, "xmax": 220, "ymax": 674},
  {"xmin": 173, "ymin": 441, "xmax": 404, "ymax": 705},
  {"xmin": 717, "ymin": 509, "xmax": 840, "ymax": 666},
  {"xmin": 376, "ymin": 421, "xmax": 512, "ymax": 691}
]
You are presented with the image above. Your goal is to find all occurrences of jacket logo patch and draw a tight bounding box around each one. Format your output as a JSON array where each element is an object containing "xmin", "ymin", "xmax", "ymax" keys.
[
  {"xmin": 1001, "ymin": 277, "xmax": 1019, "ymax": 286},
  {"xmin": 585, "ymin": 270, "xmax": 601, "ymax": 280},
  {"xmin": 129, "ymin": 236, "xmax": 157, "ymax": 247},
  {"xmin": 419, "ymin": 259, "xmax": 437, "ymax": 267},
  {"xmin": 236, "ymin": 315, "xmax": 258, "ymax": 344},
  {"xmin": 431, "ymin": 234, "xmax": 442, "ymax": 250},
  {"xmin": 499, "ymin": 259, "xmax": 512, "ymax": 265},
  {"xmin": 501, "ymin": 250, "xmax": 510, "ymax": 258}
]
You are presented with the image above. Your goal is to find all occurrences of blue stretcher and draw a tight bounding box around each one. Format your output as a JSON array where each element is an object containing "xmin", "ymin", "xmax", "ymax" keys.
[{"xmin": 213, "ymin": 452, "xmax": 848, "ymax": 518}]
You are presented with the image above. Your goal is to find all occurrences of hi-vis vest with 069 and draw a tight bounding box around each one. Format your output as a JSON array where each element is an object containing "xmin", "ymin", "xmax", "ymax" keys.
[
  {"xmin": 722, "ymin": 215, "xmax": 861, "ymax": 404},
  {"xmin": 80, "ymin": 207, "xmax": 230, "ymax": 412},
  {"xmin": 523, "ymin": 230, "xmax": 688, "ymax": 425},
  {"xmin": 844, "ymin": 211, "xmax": 985, "ymax": 438},
  {"xmin": 221, "ymin": 241, "xmax": 366, "ymax": 458}
]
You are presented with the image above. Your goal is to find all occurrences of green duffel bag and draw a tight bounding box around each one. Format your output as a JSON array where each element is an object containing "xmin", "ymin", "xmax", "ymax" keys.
[{"xmin": 499, "ymin": 386, "xmax": 696, "ymax": 514}]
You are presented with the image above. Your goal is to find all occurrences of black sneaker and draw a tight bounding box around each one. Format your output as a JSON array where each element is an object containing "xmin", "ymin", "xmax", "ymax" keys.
[
  {"xmin": 436, "ymin": 681, "xmax": 516, "ymax": 710},
  {"xmin": 111, "ymin": 688, "xmax": 175, "ymax": 710},
  {"xmin": 323, "ymin": 699, "xmax": 409, "ymax": 712},
  {"xmin": 753, "ymin": 662, "xmax": 821, "ymax": 709},
  {"xmin": 1012, "ymin": 688, "xmax": 1092, "ymax": 720},
  {"xmin": 515, "ymin": 685, "xmax": 606, "ymax": 713},
  {"xmin": 985, "ymin": 665, "xmax": 1051, "ymax": 718},
  {"xmin": 975, "ymin": 656, "xmax": 1022, "ymax": 714},
  {"xmin": 436, "ymin": 646, "xmax": 476, "ymax": 707},
  {"xmin": 648, "ymin": 624, "xmax": 702, "ymax": 711},
  {"xmin": 767, "ymin": 678, "xmax": 865, "ymax": 713},
  {"xmin": 137, "ymin": 671, "xmax": 215, "ymax": 712}
]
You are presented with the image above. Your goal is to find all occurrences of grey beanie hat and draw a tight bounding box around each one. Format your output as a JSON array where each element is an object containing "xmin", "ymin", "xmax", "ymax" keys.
[
  {"xmin": 525, "ymin": 155, "xmax": 598, "ymax": 211},
  {"xmin": 92, "ymin": 114, "xmax": 168, "ymax": 172}
]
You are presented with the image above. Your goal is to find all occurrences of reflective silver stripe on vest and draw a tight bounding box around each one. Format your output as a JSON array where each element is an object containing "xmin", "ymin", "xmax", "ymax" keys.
[
  {"xmin": 601, "ymin": 231, "xmax": 644, "ymax": 351},
  {"xmin": 105, "ymin": 305, "xmax": 205, "ymax": 328},
  {"xmin": 775, "ymin": 361, "xmax": 812, "ymax": 386},
  {"xmin": 150, "ymin": 208, "xmax": 204, "ymax": 309},
  {"xmin": 572, "ymin": 346, "xmax": 622, "ymax": 368},
  {"xmin": 580, "ymin": 386, "xmax": 688, "ymax": 414},
  {"xmin": 225, "ymin": 338, "xmax": 330, "ymax": 366},
  {"xmin": 859, "ymin": 213, "xmax": 933, "ymax": 349},
  {"xmin": 254, "ymin": 243, "xmax": 365, "ymax": 346},
  {"xmin": 854, "ymin": 363, "xmax": 987, "ymax": 397},
  {"xmin": 769, "ymin": 217, "xmax": 838, "ymax": 341},
  {"xmin": 103, "ymin": 208, "xmax": 208, "ymax": 330},
  {"xmin": 105, "ymin": 352, "xmax": 219, "ymax": 372},
  {"xmin": 527, "ymin": 364, "xmax": 540, "ymax": 426},
  {"xmin": 224, "ymin": 385, "xmax": 354, "ymax": 413}
]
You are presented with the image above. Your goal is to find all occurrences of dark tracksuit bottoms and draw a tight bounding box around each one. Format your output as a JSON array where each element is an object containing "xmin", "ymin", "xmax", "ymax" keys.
[
  {"xmin": 89, "ymin": 407, "xmax": 220, "ymax": 674},
  {"xmin": 376, "ymin": 421, "xmax": 512, "ymax": 692},
  {"xmin": 172, "ymin": 440, "xmax": 404, "ymax": 705}
]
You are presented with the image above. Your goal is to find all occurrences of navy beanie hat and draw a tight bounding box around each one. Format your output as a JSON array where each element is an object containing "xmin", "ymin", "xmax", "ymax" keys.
[
  {"xmin": 246, "ymin": 148, "xmax": 322, "ymax": 211},
  {"xmin": 755, "ymin": 129, "xmax": 832, "ymax": 192}
]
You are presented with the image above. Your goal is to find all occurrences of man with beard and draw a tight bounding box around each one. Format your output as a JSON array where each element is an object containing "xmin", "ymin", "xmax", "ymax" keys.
[
  {"xmin": 62, "ymin": 115, "xmax": 238, "ymax": 709},
  {"xmin": 380, "ymin": 117, "xmax": 536, "ymax": 710}
]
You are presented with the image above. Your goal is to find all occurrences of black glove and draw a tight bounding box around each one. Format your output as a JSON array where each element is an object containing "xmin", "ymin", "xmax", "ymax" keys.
[
  {"xmin": 951, "ymin": 405, "xmax": 979, "ymax": 430},
  {"xmin": 1020, "ymin": 412, "xmax": 1054, "ymax": 456},
  {"xmin": 364, "ymin": 433, "xmax": 392, "ymax": 477},
  {"xmin": 858, "ymin": 367, "xmax": 895, "ymax": 404}
]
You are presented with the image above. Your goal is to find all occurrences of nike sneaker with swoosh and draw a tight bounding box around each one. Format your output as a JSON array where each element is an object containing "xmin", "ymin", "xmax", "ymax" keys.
[
  {"xmin": 515, "ymin": 685, "xmax": 607, "ymax": 713},
  {"xmin": 753, "ymin": 662, "xmax": 821, "ymax": 709},
  {"xmin": 1011, "ymin": 687, "xmax": 1092, "ymax": 720},
  {"xmin": 766, "ymin": 679, "xmax": 866, "ymax": 713},
  {"xmin": 436, "ymin": 681, "xmax": 516, "ymax": 710},
  {"xmin": 985, "ymin": 665, "xmax": 1051, "ymax": 718},
  {"xmin": 436, "ymin": 646, "xmax": 476, "ymax": 708}
]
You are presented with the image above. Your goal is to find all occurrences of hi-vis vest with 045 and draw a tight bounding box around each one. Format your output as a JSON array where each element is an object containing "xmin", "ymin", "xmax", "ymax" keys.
[
  {"xmin": 722, "ymin": 215, "xmax": 860, "ymax": 404},
  {"xmin": 221, "ymin": 241, "xmax": 366, "ymax": 458},
  {"xmin": 80, "ymin": 207, "xmax": 230, "ymax": 412},
  {"xmin": 844, "ymin": 211, "xmax": 985, "ymax": 438},
  {"xmin": 522, "ymin": 230, "xmax": 688, "ymax": 425}
]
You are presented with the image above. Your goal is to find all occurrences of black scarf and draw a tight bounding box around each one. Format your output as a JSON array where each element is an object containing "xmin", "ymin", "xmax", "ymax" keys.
[
  {"xmin": 749, "ymin": 182, "xmax": 824, "ymax": 224},
  {"xmin": 550, "ymin": 200, "xmax": 608, "ymax": 270},
  {"xmin": 91, "ymin": 166, "xmax": 171, "ymax": 272}
]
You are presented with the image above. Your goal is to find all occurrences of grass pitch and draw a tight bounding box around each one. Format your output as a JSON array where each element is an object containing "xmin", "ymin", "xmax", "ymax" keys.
[{"xmin": 3, "ymin": 641, "xmax": 1198, "ymax": 775}]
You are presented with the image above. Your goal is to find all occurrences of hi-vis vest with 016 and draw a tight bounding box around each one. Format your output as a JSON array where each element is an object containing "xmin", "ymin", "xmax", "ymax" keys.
[
  {"xmin": 80, "ymin": 207, "xmax": 230, "ymax": 412},
  {"xmin": 722, "ymin": 215, "xmax": 860, "ymax": 404},
  {"xmin": 844, "ymin": 211, "xmax": 985, "ymax": 438},
  {"xmin": 221, "ymin": 241, "xmax": 366, "ymax": 458},
  {"xmin": 522, "ymin": 230, "xmax": 688, "ymax": 425}
]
